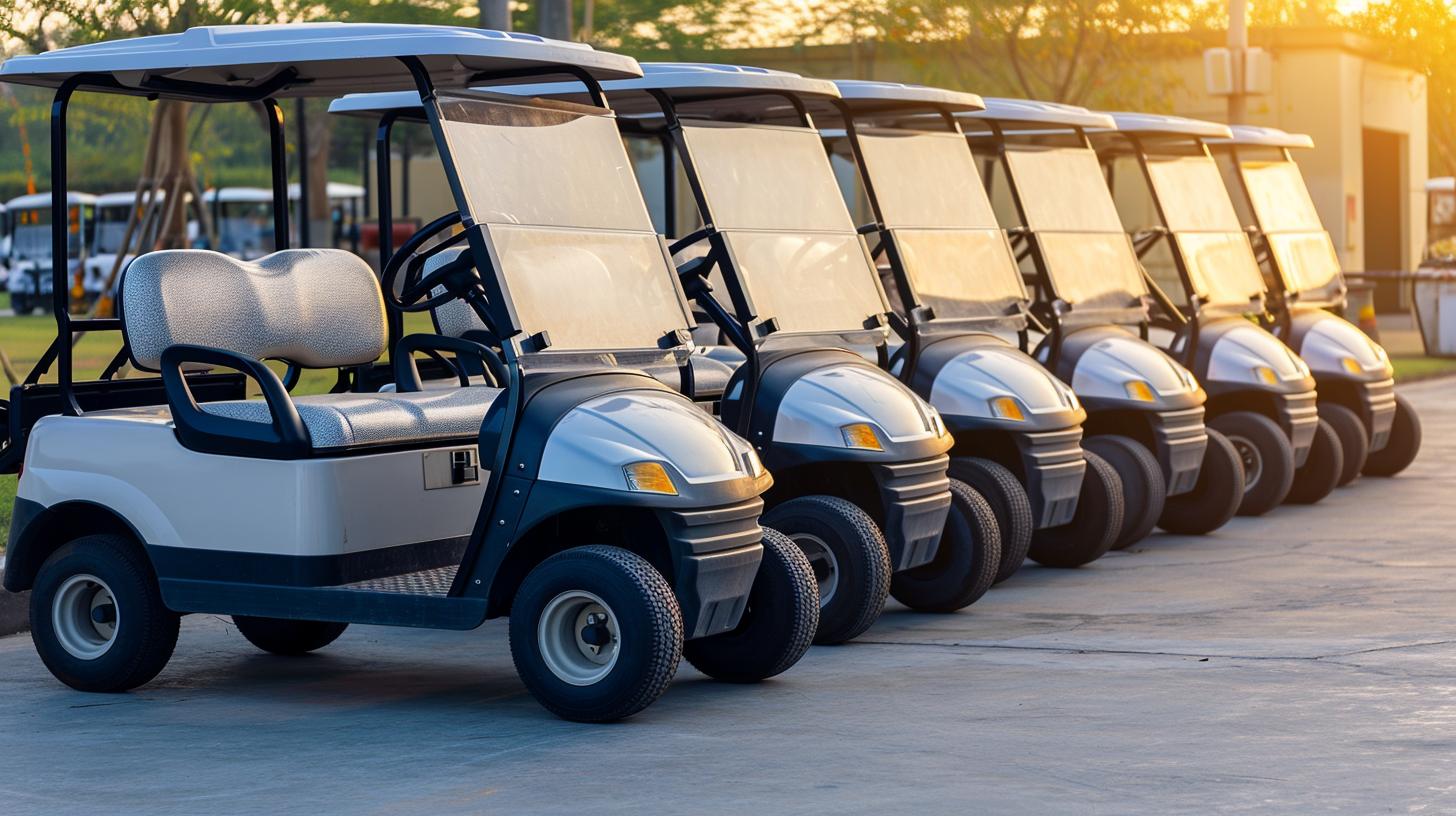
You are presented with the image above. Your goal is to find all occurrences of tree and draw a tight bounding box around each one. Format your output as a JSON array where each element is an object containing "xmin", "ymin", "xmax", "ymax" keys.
[{"xmin": 1352, "ymin": 0, "xmax": 1456, "ymax": 176}]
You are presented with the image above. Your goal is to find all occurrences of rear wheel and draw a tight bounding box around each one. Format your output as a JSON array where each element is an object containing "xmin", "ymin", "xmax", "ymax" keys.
[
  {"xmin": 762, "ymin": 496, "xmax": 891, "ymax": 645},
  {"xmin": 1319, "ymin": 402, "xmax": 1368, "ymax": 486},
  {"xmin": 11, "ymin": 293, "xmax": 30, "ymax": 315},
  {"xmin": 509, "ymin": 545, "xmax": 682, "ymax": 723},
  {"xmin": 232, "ymin": 616, "xmax": 348, "ymax": 656},
  {"xmin": 1084, "ymin": 435, "xmax": 1165, "ymax": 550},
  {"xmin": 890, "ymin": 479, "xmax": 1001, "ymax": 612},
  {"xmin": 1286, "ymin": 418, "xmax": 1343, "ymax": 505},
  {"xmin": 1158, "ymin": 428, "xmax": 1244, "ymax": 535},
  {"xmin": 1210, "ymin": 411, "xmax": 1294, "ymax": 516},
  {"xmin": 683, "ymin": 528, "xmax": 818, "ymax": 682},
  {"xmin": 1027, "ymin": 451, "xmax": 1123, "ymax": 568},
  {"xmin": 30, "ymin": 534, "xmax": 179, "ymax": 693},
  {"xmin": 1363, "ymin": 393, "xmax": 1422, "ymax": 477},
  {"xmin": 949, "ymin": 457, "xmax": 1032, "ymax": 584}
]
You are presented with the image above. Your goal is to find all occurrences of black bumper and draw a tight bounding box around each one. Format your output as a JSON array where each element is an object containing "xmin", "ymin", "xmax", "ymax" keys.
[
  {"xmin": 1357, "ymin": 378, "xmax": 1398, "ymax": 453},
  {"xmin": 1014, "ymin": 427, "xmax": 1086, "ymax": 529},
  {"xmin": 872, "ymin": 455, "xmax": 953, "ymax": 572},
  {"xmin": 1275, "ymin": 391, "xmax": 1321, "ymax": 467},
  {"xmin": 1152, "ymin": 406, "xmax": 1209, "ymax": 497},
  {"xmin": 657, "ymin": 498, "xmax": 766, "ymax": 640}
]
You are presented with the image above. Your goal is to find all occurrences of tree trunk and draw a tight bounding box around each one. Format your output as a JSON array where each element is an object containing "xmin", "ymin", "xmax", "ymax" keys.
[
  {"xmin": 480, "ymin": 0, "xmax": 511, "ymax": 30},
  {"xmin": 306, "ymin": 100, "xmax": 332, "ymax": 248},
  {"xmin": 538, "ymin": 0, "xmax": 573, "ymax": 40}
]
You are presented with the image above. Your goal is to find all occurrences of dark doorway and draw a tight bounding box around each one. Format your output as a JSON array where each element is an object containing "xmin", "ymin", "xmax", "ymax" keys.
[{"xmin": 1362, "ymin": 128, "xmax": 1406, "ymax": 312}]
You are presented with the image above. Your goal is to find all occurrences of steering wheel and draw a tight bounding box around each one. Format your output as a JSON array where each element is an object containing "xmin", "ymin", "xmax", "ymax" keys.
[
  {"xmin": 668, "ymin": 227, "xmax": 713, "ymax": 257},
  {"xmin": 381, "ymin": 212, "xmax": 478, "ymax": 313}
]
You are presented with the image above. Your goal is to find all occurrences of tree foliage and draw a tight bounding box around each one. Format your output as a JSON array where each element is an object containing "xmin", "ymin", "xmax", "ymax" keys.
[{"xmin": 1351, "ymin": 0, "xmax": 1456, "ymax": 175}]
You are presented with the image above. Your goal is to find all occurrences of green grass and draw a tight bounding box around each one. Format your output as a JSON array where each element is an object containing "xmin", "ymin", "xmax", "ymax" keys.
[{"xmin": 1390, "ymin": 356, "xmax": 1456, "ymax": 383}]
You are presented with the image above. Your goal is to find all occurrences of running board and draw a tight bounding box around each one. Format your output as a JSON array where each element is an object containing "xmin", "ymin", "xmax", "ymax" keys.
[{"xmin": 159, "ymin": 576, "xmax": 488, "ymax": 630}]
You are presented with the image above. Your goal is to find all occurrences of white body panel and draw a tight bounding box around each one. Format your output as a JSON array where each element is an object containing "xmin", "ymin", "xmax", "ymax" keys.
[
  {"xmin": 20, "ymin": 409, "xmax": 484, "ymax": 558},
  {"xmin": 1299, "ymin": 318, "xmax": 1393, "ymax": 380},
  {"xmin": 928, "ymin": 344, "xmax": 1079, "ymax": 421},
  {"xmin": 1205, "ymin": 324, "xmax": 1310, "ymax": 386},
  {"xmin": 773, "ymin": 362, "xmax": 939, "ymax": 448},
  {"xmin": 538, "ymin": 391, "xmax": 762, "ymax": 490},
  {"xmin": 1069, "ymin": 334, "xmax": 1199, "ymax": 403}
]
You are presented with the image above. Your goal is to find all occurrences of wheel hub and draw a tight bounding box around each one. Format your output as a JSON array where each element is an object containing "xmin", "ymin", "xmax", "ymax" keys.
[
  {"xmin": 792, "ymin": 534, "xmax": 839, "ymax": 609},
  {"xmin": 1228, "ymin": 434, "xmax": 1263, "ymax": 493},
  {"xmin": 538, "ymin": 590, "xmax": 620, "ymax": 686},
  {"xmin": 52, "ymin": 574, "xmax": 118, "ymax": 661}
]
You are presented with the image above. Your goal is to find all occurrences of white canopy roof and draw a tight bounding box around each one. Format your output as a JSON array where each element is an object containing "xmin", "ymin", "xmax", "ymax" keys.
[
  {"xmin": 287, "ymin": 182, "xmax": 367, "ymax": 200},
  {"xmin": 203, "ymin": 187, "xmax": 274, "ymax": 204},
  {"xmin": 0, "ymin": 23, "xmax": 642, "ymax": 100},
  {"xmin": 1205, "ymin": 125, "xmax": 1315, "ymax": 150},
  {"xmin": 5, "ymin": 192, "xmax": 97, "ymax": 209},
  {"xmin": 831, "ymin": 80, "xmax": 984, "ymax": 115},
  {"xmin": 962, "ymin": 98, "xmax": 1115, "ymax": 130},
  {"xmin": 1427, "ymin": 177, "xmax": 1454, "ymax": 193},
  {"xmin": 96, "ymin": 190, "xmax": 169, "ymax": 206},
  {"xmin": 1102, "ymin": 112, "xmax": 1232, "ymax": 139}
]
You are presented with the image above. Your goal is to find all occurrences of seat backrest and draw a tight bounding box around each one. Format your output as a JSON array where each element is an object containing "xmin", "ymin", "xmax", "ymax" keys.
[{"xmin": 122, "ymin": 248, "xmax": 387, "ymax": 371}]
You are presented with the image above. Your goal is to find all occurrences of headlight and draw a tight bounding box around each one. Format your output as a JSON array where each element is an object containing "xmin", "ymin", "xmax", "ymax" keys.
[
  {"xmin": 1253, "ymin": 366, "xmax": 1279, "ymax": 385},
  {"xmin": 929, "ymin": 411, "xmax": 949, "ymax": 438},
  {"xmin": 1340, "ymin": 356, "xmax": 1363, "ymax": 375},
  {"xmin": 1124, "ymin": 380, "xmax": 1155, "ymax": 402},
  {"xmin": 623, "ymin": 461, "xmax": 678, "ymax": 495},
  {"xmin": 990, "ymin": 396, "xmax": 1026, "ymax": 421},
  {"xmin": 840, "ymin": 423, "xmax": 884, "ymax": 451}
]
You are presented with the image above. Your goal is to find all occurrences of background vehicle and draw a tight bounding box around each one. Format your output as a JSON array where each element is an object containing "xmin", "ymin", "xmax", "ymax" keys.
[
  {"xmin": 288, "ymin": 181, "xmax": 366, "ymax": 249},
  {"xmin": 0, "ymin": 23, "xmax": 816, "ymax": 724},
  {"xmin": 1094, "ymin": 113, "xmax": 1334, "ymax": 509},
  {"xmin": 820, "ymin": 79, "xmax": 1126, "ymax": 567},
  {"xmin": 1208, "ymin": 125, "xmax": 1419, "ymax": 479},
  {"xmin": 0, "ymin": 203, "xmax": 9, "ymax": 289},
  {"xmin": 4, "ymin": 191, "xmax": 96, "ymax": 315},
  {"xmin": 202, "ymin": 187, "xmax": 275, "ymax": 260},
  {"xmin": 82, "ymin": 190, "xmax": 168, "ymax": 306},
  {"xmin": 964, "ymin": 99, "xmax": 1245, "ymax": 535}
]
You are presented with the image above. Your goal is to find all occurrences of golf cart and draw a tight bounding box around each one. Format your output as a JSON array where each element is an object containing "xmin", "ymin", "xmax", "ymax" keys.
[
  {"xmin": 0, "ymin": 23, "xmax": 819, "ymax": 723},
  {"xmin": 819, "ymin": 80, "xmax": 1131, "ymax": 568},
  {"xmin": 0, "ymin": 203, "xmax": 9, "ymax": 289},
  {"xmin": 332, "ymin": 66, "xmax": 975, "ymax": 646},
  {"xmin": 82, "ymin": 190, "xmax": 169, "ymax": 306},
  {"xmin": 1208, "ymin": 125, "xmax": 1417, "ymax": 479},
  {"xmin": 1092, "ymin": 113, "xmax": 1334, "ymax": 508},
  {"xmin": 965, "ymin": 99, "xmax": 1246, "ymax": 534},
  {"xmin": 202, "ymin": 187, "xmax": 275, "ymax": 260},
  {"xmin": 288, "ymin": 181, "xmax": 366, "ymax": 249},
  {"xmin": 5, "ymin": 191, "xmax": 96, "ymax": 314}
]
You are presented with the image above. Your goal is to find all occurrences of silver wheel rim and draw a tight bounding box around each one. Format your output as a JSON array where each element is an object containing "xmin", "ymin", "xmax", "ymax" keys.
[
  {"xmin": 1228, "ymin": 434, "xmax": 1263, "ymax": 493},
  {"xmin": 52, "ymin": 574, "xmax": 118, "ymax": 661},
  {"xmin": 793, "ymin": 534, "xmax": 839, "ymax": 609},
  {"xmin": 537, "ymin": 590, "xmax": 620, "ymax": 686}
]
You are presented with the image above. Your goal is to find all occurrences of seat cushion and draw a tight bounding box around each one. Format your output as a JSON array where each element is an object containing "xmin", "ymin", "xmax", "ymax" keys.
[{"xmin": 202, "ymin": 387, "xmax": 500, "ymax": 449}]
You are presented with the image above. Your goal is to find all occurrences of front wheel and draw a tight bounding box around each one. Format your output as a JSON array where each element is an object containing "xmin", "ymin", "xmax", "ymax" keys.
[
  {"xmin": 1319, "ymin": 402, "xmax": 1368, "ymax": 486},
  {"xmin": 232, "ymin": 616, "xmax": 349, "ymax": 656},
  {"xmin": 762, "ymin": 496, "xmax": 891, "ymax": 645},
  {"xmin": 683, "ymin": 528, "xmax": 818, "ymax": 683},
  {"xmin": 1027, "ymin": 451, "xmax": 1124, "ymax": 568},
  {"xmin": 1363, "ymin": 393, "xmax": 1422, "ymax": 477},
  {"xmin": 10, "ymin": 293, "xmax": 31, "ymax": 315},
  {"xmin": 509, "ymin": 545, "xmax": 683, "ymax": 723},
  {"xmin": 949, "ymin": 457, "xmax": 1032, "ymax": 584},
  {"xmin": 889, "ymin": 479, "xmax": 1001, "ymax": 612},
  {"xmin": 1286, "ymin": 418, "xmax": 1343, "ymax": 505},
  {"xmin": 1083, "ymin": 435, "xmax": 1165, "ymax": 550},
  {"xmin": 30, "ymin": 534, "xmax": 180, "ymax": 693},
  {"xmin": 1209, "ymin": 411, "xmax": 1295, "ymax": 516},
  {"xmin": 1158, "ymin": 428, "xmax": 1244, "ymax": 535}
]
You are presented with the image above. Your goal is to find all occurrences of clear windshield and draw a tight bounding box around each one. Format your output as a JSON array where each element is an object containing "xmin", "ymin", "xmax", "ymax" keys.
[
  {"xmin": 436, "ymin": 93, "xmax": 691, "ymax": 352},
  {"xmin": 1143, "ymin": 156, "xmax": 1265, "ymax": 307},
  {"xmin": 679, "ymin": 121, "xmax": 886, "ymax": 335},
  {"xmin": 11, "ymin": 207, "xmax": 84, "ymax": 259},
  {"xmin": 855, "ymin": 129, "xmax": 1026, "ymax": 318},
  {"xmin": 1239, "ymin": 160, "xmax": 1342, "ymax": 297},
  {"xmin": 93, "ymin": 205, "xmax": 132, "ymax": 255},
  {"xmin": 217, "ymin": 202, "xmax": 275, "ymax": 258},
  {"xmin": 1004, "ymin": 146, "xmax": 1146, "ymax": 308}
]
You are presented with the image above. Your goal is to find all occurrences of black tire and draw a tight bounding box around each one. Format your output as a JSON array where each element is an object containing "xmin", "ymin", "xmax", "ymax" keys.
[
  {"xmin": 949, "ymin": 457, "xmax": 1032, "ymax": 584},
  {"xmin": 232, "ymin": 616, "xmax": 349, "ymax": 656},
  {"xmin": 508, "ymin": 545, "xmax": 682, "ymax": 723},
  {"xmin": 30, "ymin": 534, "xmax": 179, "ymax": 693},
  {"xmin": 11, "ymin": 293, "xmax": 30, "ymax": 315},
  {"xmin": 683, "ymin": 528, "xmax": 818, "ymax": 683},
  {"xmin": 1209, "ymin": 410, "xmax": 1295, "ymax": 517},
  {"xmin": 1158, "ymin": 428, "xmax": 1244, "ymax": 535},
  {"xmin": 1084, "ymin": 435, "xmax": 1166, "ymax": 550},
  {"xmin": 762, "ymin": 495, "xmax": 891, "ymax": 645},
  {"xmin": 1319, "ymin": 402, "xmax": 1368, "ymax": 486},
  {"xmin": 1363, "ymin": 392, "xmax": 1422, "ymax": 477},
  {"xmin": 1027, "ymin": 451, "xmax": 1124, "ymax": 568},
  {"xmin": 890, "ymin": 479, "xmax": 1001, "ymax": 612},
  {"xmin": 1286, "ymin": 418, "xmax": 1343, "ymax": 505}
]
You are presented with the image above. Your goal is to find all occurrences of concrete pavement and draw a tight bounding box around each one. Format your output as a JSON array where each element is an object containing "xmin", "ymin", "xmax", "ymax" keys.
[{"xmin": 2, "ymin": 378, "xmax": 1455, "ymax": 814}]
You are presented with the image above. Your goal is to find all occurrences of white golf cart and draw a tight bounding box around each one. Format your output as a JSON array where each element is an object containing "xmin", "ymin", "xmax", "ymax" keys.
[
  {"xmin": 964, "ymin": 99, "xmax": 1248, "ymax": 534},
  {"xmin": 202, "ymin": 187, "xmax": 275, "ymax": 260},
  {"xmin": 1208, "ymin": 125, "xmax": 1418, "ymax": 479},
  {"xmin": 5, "ymin": 190, "xmax": 96, "ymax": 314},
  {"xmin": 288, "ymin": 181, "xmax": 366, "ymax": 249},
  {"xmin": 0, "ymin": 23, "xmax": 817, "ymax": 723},
  {"xmin": 81, "ymin": 190, "xmax": 169, "ymax": 306}
]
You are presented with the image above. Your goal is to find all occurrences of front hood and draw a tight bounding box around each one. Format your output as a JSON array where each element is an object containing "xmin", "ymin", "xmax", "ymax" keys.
[
  {"xmin": 1070, "ymin": 334, "xmax": 1202, "ymax": 407},
  {"xmin": 929, "ymin": 344, "xmax": 1083, "ymax": 424},
  {"xmin": 775, "ymin": 362, "xmax": 946, "ymax": 451},
  {"xmin": 1206, "ymin": 323, "xmax": 1313, "ymax": 391},
  {"xmin": 539, "ymin": 390, "xmax": 764, "ymax": 493},
  {"xmin": 1297, "ymin": 316, "xmax": 1393, "ymax": 381}
]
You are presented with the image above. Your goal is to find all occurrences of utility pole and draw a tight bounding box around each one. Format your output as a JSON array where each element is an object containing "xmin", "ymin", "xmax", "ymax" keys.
[
  {"xmin": 1228, "ymin": 0, "xmax": 1247, "ymax": 123},
  {"xmin": 480, "ymin": 0, "xmax": 511, "ymax": 31},
  {"xmin": 539, "ymin": 0, "xmax": 573, "ymax": 41}
]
